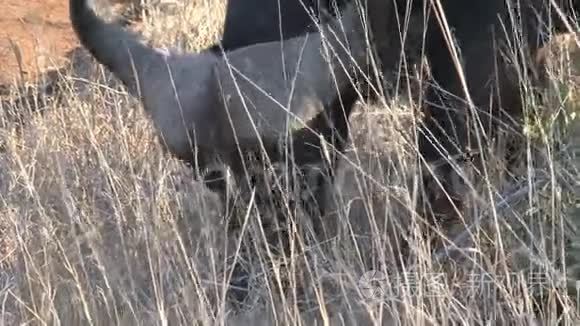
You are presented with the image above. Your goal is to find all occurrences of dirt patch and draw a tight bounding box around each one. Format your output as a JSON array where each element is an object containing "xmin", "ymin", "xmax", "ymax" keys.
[{"xmin": 0, "ymin": 0, "xmax": 79, "ymax": 85}]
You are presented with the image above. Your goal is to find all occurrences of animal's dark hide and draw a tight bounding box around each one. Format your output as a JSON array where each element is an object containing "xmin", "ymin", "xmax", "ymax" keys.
[
  {"xmin": 416, "ymin": 0, "xmax": 577, "ymax": 158},
  {"xmin": 213, "ymin": 0, "xmax": 580, "ymax": 309},
  {"xmin": 406, "ymin": 0, "xmax": 578, "ymax": 220},
  {"xmin": 315, "ymin": 0, "xmax": 580, "ymax": 220},
  {"xmin": 70, "ymin": 0, "xmax": 369, "ymax": 231},
  {"xmin": 215, "ymin": 0, "xmax": 579, "ymax": 221},
  {"xmin": 212, "ymin": 0, "xmax": 350, "ymax": 52}
]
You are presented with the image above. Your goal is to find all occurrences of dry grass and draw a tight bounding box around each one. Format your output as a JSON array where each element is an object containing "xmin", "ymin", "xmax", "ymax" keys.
[{"xmin": 1, "ymin": 0, "xmax": 580, "ymax": 325}]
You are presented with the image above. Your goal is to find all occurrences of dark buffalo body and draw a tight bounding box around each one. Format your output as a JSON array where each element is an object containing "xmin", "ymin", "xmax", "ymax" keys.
[{"xmin": 214, "ymin": 0, "xmax": 579, "ymax": 220}]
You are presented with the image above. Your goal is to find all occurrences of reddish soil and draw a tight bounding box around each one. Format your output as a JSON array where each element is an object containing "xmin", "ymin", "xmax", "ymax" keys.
[{"xmin": 0, "ymin": 0, "xmax": 79, "ymax": 85}]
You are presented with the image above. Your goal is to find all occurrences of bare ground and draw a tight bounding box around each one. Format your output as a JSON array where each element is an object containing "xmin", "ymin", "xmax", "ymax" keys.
[{"xmin": 0, "ymin": 0, "xmax": 78, "ymax": 85}]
